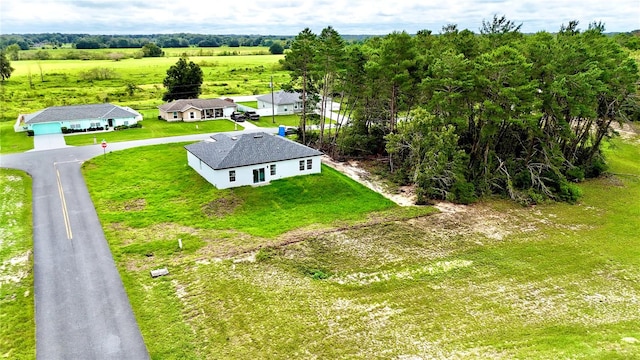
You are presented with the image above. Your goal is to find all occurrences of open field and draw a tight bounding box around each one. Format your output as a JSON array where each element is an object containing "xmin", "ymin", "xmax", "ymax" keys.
[
  {"xmin": 18, "ymin": 46, "xmax": 274, "ymax": 59},
  {"xmin": 1, "ymin": 51, "xmax": 287, "ymax": 120},
  {"xmin": 0, "ymin": 51, "xmax": 292, "ymax": 154},
  {"xmin": 78, "ymin": 135, "xmax": 640, "ymax": 359},
  {"xmin": 0, "ymin": 169, "xmax": 34, "ymax": 359}
]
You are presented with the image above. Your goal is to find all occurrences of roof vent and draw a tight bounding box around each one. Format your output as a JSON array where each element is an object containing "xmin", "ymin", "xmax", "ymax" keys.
[
  {"xmin": 253, "ymin": 134, "xmax": 263, "ymax": 138},
  {"xmin": 231, "ymin": 136, "xmax": 238, "ymax": 140}
]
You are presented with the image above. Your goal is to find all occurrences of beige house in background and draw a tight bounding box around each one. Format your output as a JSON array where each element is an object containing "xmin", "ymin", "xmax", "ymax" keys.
[{"xmin": 158, "ymin": 98, "xmax": 237, "ymax": 122}]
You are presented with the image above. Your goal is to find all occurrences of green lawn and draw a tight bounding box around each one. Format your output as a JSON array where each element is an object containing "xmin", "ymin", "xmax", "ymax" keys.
[
  {"xmin": 81, "ymin": 142, "xmax": 405, "ymax": 238},
  {"xmin": 0, "ymin": 169, "xmax": 34, "ymax": 360},
  {"xmin": 80, "ymin": 135, "xmax": 640, "ymax": 359},
  {"xmin": 251, "ymin": 114, "xmax": 335, "ymax": 128},
  {"xmin": 236, "ymin": 101, "xmax": 258, "ymax": 108},
  {"xmin": 0, "ymin": 121, "xmax": 33, "ymax": 154},
  {"xmin": 250, "ymin": 114, "xmax": 300, "ymax": 128},
  {"xmin": 63, "ymin": 110, "xmax": 238, "ymax": 146}
]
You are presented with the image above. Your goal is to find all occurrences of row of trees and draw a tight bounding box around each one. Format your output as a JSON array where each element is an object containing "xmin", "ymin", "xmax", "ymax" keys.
[
  {"xmin": 0, "ymin": 33, "xmax": 373, "ymax": 51},
  {"xmin": 281, "ymin": 17, "xmax": 639, "ymax": 204},
  {"xmin": 0, "ymin": 33, "xmax": 292, "ymax": 49}
]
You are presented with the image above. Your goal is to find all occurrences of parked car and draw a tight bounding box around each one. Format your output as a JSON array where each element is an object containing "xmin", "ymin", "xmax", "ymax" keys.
[
  {"xmin": 231, "ymin": 112, "xmax": 246, "ymax": 122},
  {"xmin": 284, "ymin": 126, "xmax": 298, "ymax": 135},
  {"xmin": 244, "ymin": 111, "xmax": 260, "ymax": 120}
]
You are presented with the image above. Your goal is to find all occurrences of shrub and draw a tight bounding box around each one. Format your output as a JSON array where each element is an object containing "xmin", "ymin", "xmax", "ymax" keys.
[
  {"xmin": 558, "ymin": 181, "xmax": 582, "ymax": 203},
  {"xmin": 565, "ymin": 166, "xmax": 585, "ymax": 182},
  {"xmin": 583, "ymin": 155, "xmax": 608, "ymax": 178},
  {"xmin": 449, "ymin": 180, "xmax": 477, "ymax": 205}
]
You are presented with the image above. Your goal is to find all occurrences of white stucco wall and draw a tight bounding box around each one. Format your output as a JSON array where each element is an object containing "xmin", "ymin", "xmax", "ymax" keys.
[
  {"xmin": 187, "ymin": 152, "xmax": 322, "ymax": 189},
  {"xmin": 55, "ymin": 116, "xmax": 139, "ymax": 130},
  {"xmin": 257, "ymin": 100, "xmax": 304, "ymax": 115},
  {"xmin": 161, "ymin": 107, "xmax": 236, "ymax": 121}
]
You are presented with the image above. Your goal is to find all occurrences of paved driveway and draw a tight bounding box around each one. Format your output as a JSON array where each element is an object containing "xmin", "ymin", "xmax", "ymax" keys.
[{"xmin": 32, "ymin": 133, "xmax": 69, "ymax": 151}]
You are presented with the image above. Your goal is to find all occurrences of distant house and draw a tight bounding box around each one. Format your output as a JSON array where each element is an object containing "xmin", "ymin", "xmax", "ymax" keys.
[
  {"xmin": 256, "ymin": 90, "xmax": 303, "ymax": 115},
  {"xmin": 16, "ymin": 103, "xmax": 142, "ymax": 135},
  {"xmin": 158, "ymin": 98, "xmax": 237, "ymax": 122},
  {"xmin": 184, "ymin": 132, "xmax": 322, "ymax": 189}
]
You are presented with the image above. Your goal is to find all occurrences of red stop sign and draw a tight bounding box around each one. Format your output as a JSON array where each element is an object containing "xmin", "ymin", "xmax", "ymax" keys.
[{"xmin": 101, "ymin": 141, "xmax": 107, "ymax": 149}]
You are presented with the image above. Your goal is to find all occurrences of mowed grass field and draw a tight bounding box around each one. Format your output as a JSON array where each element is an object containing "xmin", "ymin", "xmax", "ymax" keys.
[
  {"xmin": 0, "ymin": 169, "xmax": 34, "ymax": 359},
  {"xmin": 1, "ymin": 48, "xmax": 287, "ymax": 123},
  {"xmin": 77, "ymin": 135, "xmax": 640, "ymax": 359},
  {"xmin": 0, "ymin": 49, "xmax": 328, "ymax": 154}
]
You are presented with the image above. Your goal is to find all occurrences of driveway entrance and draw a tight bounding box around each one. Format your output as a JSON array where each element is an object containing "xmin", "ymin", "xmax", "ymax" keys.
[{"xmin": 32, "ymin": 133, "xmax": 68, "ymax": 151}]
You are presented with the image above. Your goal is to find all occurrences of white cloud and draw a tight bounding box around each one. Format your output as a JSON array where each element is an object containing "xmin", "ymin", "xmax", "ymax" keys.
[{"xmin": 1, "ymin": 0, "xmax": 638, "ymax": 34}]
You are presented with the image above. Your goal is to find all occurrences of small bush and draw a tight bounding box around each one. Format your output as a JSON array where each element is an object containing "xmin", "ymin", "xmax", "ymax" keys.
[
  {"xmin": 255, "ymin": 247, "xmax": 277, "ymax": 262},
  {"xmin": 583, "ymin": 155, "xmax": 608, "ymax": 178},
  {"xmin": 306, "ymin": 268, "xmax": 330, "ymax": 280},
  {"xmin": 558, "ymin": 181, "xmax": 582, "ymax": 203},
  {"xmin": 565, "ymin": 166, "xmax": 585, "ymax": 182},
  {"xmin": 449, "ymin": 180, "xmax": 477, "ymax": 205}
]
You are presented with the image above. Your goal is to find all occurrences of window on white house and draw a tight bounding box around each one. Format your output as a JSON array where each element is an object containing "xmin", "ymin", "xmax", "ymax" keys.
[
  {"xmin": 229, "ymin": 170, "xmax": 236, "ymax": 182},
  {"xmin": 270, "ymin": 164, "xmax": 276, "ymax": 175},
  {"xmin": 173, "ymin": 112, "xmax": 178, "ymax": 119},
  {"xmin": 299, "ymin": 160, "xmax": 305, "ymax": 171},
  {"xmin": 307, "ymin": 159, "xmax": 312, "ymax": 170},
  {"xmin": 124, "ymin": 120, "xmax": 129, "ymax": 126},
  {"xmin": 190, "ymin": 112, "xmax": 195, "ymax": 119}
]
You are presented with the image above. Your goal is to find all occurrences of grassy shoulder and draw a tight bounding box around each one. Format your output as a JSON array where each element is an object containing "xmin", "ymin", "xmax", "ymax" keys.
[
  {"xmin": 64, "ymin": 112, "xmax": 237, "ymax": 146},
  {"xmin": 0, "ymin": 121, "xmax": 33, "ymax": 154},
  {"xmin": 0, "ymin": 169, "xmax": 34, "ymax": 359},
  {"xmin": 250, "ymin": 114, "xmax": 335, "ymax": 128}
]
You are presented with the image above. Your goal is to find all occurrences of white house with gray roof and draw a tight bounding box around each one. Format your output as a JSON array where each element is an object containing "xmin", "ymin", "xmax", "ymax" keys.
[
  {"xmin": 158, "ymin": 98, "xmax": 237, "ymax": 122},
  {"xmin": 185, "ymin": 132, "xmax": 322, "ymax": 189},
  {"xmin": 17, "ymin": 103, "xmax": 142, "ymax": 135},
  {"xmin": 256, "ymin": 90, "xmax": 303, "ymax": 115}
]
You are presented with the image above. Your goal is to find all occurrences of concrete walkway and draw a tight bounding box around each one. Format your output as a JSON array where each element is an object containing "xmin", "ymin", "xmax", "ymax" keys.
[{"xmin": 32, "ymin": 133, "xmax": 68, "ymax": 151}]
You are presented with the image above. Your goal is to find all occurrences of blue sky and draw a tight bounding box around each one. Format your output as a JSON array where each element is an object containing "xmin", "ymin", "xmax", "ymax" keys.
[{"xmin": 1, "ymin": 0, "xmax": 638, "ymax": 35}]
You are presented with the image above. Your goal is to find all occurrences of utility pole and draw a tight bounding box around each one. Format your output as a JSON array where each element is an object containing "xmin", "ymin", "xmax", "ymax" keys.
[{"xmin": 271, "ymin": 75, "xmax": 275, "ymax": 124}]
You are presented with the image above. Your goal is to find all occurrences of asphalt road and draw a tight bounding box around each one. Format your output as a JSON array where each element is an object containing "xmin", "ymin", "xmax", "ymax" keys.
[{"xmin": 0, "ymin": 129, "xmax": 276, "ymax": 359}]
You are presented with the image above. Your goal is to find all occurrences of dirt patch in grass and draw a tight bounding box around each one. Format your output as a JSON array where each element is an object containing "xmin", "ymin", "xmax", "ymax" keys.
[
  {"xmin": 612, "ymin": 121, "xmax": 640, "ymax": 143},
  {"xmin": 322, "ymin": 155, "xmax": 417, "ymax": 206},
  {"xmin": 602, "ymin": 174, "xmax": 626, "ymax": 187},
  {"xmin": 110, "ymin": 222, "xmax": 201, "ymax": 246},
  {"xmin": 123, "ymin": 198, "xmax": 146, "ymax": 211},
  {"xmin": 201, "ymin": 195, "xmax": 244, "ymax": 217},
  {"xmin": 0, "ymin": 250, "xmax": 31, "ymax": 285}
]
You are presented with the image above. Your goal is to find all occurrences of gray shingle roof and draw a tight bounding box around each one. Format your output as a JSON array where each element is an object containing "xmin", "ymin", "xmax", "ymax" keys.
[
  {"xmin": 24, "ymin": 103, "xmax": 139, "ymax": 124},
  {"xmin": 184, "ymin": 132, "xmax": 322, "ymax": 170},
  {"xmin": 255, "ymin": 90, "xmax": 302, "ymax": 105},
  {"xmin": 158, "ymin": 98, "xmax": 236, "ymax": 112}
]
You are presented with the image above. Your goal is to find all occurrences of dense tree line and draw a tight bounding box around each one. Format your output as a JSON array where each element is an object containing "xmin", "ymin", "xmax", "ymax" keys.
[
  {"xmin": 281, "ymin": 17, "xmax": 639, "ymax": 205},
  {"xmin": 0, "ymin": 33, "xmax": 373, "ymax": 51}
]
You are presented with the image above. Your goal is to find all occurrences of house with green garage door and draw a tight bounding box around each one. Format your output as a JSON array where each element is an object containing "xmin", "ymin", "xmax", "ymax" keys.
[{"xmin": 16, "ymin": 103, "xmax": 142, "ymax": 135}]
